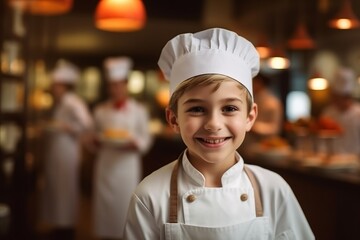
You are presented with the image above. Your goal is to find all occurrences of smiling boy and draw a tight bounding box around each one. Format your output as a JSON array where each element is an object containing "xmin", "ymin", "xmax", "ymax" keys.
[{"xmin": 124, "ymin": 28, "xmax": 314, "ymax": 240}]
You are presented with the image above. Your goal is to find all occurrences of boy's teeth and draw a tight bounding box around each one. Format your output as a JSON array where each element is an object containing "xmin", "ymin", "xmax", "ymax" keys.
[{"xmin": 203, "ymin": 138, "xmax": 224, "ymax": 144}]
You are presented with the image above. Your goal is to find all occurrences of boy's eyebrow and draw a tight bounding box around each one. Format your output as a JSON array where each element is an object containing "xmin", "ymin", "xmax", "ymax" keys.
[
  {"xmin": 182, "ymin": 97, "xmax": 243, "ymax": 105},
  {"xmin": 182, "ymin": 98, "xmax": 204, "ymax": 104}
]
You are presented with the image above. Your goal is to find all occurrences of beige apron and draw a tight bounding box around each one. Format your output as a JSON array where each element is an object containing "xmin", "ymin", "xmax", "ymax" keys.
[{"xmin": 164, "ymin": 159, "xmax": 271, "ymax": 240}]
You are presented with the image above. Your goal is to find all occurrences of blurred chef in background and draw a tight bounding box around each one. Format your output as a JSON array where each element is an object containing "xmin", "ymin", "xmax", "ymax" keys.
[
  {"xmin": 91, "ymin": 56, "xmax": 152, "ymax": 240},
  {"xmin": 251, "ymin": 73, "xmax": 284, "ymax": 137},
  {"xmin": 238, "ymin": 72, "xmax": 284, "ymax": 156},
  {"xmin": 320, "ymin": 67, "xmax": 360, "ymax": 155},
  {"xmin": 39, "ymin": 60, "xmax": 93, "ymax": 240}
]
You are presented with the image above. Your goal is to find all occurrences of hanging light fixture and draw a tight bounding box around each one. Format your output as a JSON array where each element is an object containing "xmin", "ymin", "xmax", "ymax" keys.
[
  {"xmin": 256, "ymin": 34, "xmax": 272, "ymax": 59},
  {"xmin": 308, "ymin": 73, "xmax": 329, "ymax": 90},
  {"xmin": 8, "ymin": 0, "xmax": 73, "ymax": 15},
  {"xmin": 265, "ymin": 5, "xmax": 290, "ymax": 70},
  {"xmin": 95, "ymin": 0, "xmax": 146, "ymax": 32},
  {"xmin": 267, "ymin": 46, "xmax": 290, "ymax": 69},
  {"xmin": 287, "ymin": 21, "xmax": 316, "ymax": 50},
  {"xmin": 328, "ymin": 0, "xmax": 360, "ymax": 29}
]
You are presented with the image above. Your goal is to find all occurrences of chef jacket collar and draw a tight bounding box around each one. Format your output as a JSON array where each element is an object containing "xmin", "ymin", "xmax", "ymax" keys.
[{"xmin": 182, "ymin": 149, "xmax": 245, "ymax": 187}]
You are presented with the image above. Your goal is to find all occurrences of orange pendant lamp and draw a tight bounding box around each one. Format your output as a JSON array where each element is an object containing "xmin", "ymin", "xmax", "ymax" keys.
[
  {"xmin": 328, "ymin": 0, "xmax": 360, "ymax": 29},
  {"xmin": 8, "ymin": 0, "xmax": 73, "ymax": 15},
  {"xmin": 95, "ymin": 0, "xmax": 146, "ymax": 32},
  {"xmin": 287, "ymin": 21, "xmax": 316, "ymax": 50}
]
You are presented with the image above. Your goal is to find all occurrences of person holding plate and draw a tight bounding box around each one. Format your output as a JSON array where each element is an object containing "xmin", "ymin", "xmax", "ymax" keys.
[
  {"xmin": 91, "ymin": 56, "xmax": 153, "ymax": 240},
  {"xmin": 38, "ymin": 59, "xmax": 93, "ymax": 240}
]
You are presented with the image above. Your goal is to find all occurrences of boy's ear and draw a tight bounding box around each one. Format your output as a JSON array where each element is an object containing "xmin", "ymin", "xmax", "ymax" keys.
[
  {"xmin": 246, "ymin": 103, "xmax": 258, "ymax": 132},
  {"xmin": 165, "ymin": 108, "xmax": 180, "ymax": 133}
]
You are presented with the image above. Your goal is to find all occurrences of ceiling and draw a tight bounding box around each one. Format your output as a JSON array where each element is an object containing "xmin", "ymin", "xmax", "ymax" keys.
[{"xmin": 20, "ymin": 0, "xmax": 360, "ymax": 69}]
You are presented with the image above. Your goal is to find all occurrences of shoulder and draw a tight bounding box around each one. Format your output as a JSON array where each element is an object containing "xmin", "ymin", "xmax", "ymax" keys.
[
  {"xmin": 63, "ymin": 92, "xmax": 88, "ymax": 110},
  {"xmin": 133, "ymin": 160, "xmax": 177, "ymax": 210},
  {"xmin": 94, "ymin": 101, "xmax": 111, "ymax": 114},
  {"xmin": 245, "ymin": 164, "xmax": 291, "ymax": 195},
  {"xmin": 128, "ymin": 99, "xmax": 147, "ymax": 111},
  {"xmin": 136, "ymin": 160, "xmax": 176, "ymax": 196},
  {"xmin": 63, "ymin": 92, "xmax": 84, "ymax": 105}
]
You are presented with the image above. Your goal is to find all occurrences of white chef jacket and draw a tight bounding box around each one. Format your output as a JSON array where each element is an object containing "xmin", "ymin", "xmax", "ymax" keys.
[
  {"xmin": 93, "ymin": 99, "xmax": 152, "ymax": 239},
  {"xmin": 320, "ymin": 102, "xmax": 360, "ymax": 155},
  {"xmin": 40, "ymin": 92, "xmax": 93, "ymax": 227},
  {"xmin": 124, "ymin": 150, "xmax": 314, "ymax": 240}
]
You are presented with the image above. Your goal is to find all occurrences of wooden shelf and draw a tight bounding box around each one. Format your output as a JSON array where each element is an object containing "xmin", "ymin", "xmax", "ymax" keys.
[
  {"xmin": 0, "ymin": 72, "xmax": 24, "ymax": 81},
  {"xmin": 0, "ymin": 112, "xmax": 25, "ymax": 123}
]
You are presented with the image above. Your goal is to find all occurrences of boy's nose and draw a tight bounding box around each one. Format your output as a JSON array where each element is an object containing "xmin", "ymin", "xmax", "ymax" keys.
[{"xmin": 204, "ymin": 113, "xmax": 222, "ymax": 132}]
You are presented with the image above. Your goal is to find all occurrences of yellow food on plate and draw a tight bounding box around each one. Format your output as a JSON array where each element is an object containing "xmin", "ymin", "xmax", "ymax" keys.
[{"xmin": 103, "ymin": 129, "xmax": 130, "ymax": 139}]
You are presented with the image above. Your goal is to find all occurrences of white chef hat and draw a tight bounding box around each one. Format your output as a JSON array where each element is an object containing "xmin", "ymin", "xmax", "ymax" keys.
[
  {"xmin": 158, "ymin": 28, "xmax": 260, "ymax": 96},
  {"xmin": 104, "ymin": 56, "xmax": 133, "ymax": 82},
  {"xmin": 330, "ymin": 67, "xmax": 356, "ymax": 95},
  {"xmin": 51, "ymin": 60, "xmax": 80, "ymax": 84}
]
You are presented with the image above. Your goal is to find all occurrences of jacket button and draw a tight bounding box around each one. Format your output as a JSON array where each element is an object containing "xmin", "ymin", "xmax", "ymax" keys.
[
  {"xmin": 240, "ymin": 194, "xmax": 248, "ymax": 202},
  {"xmin": 186, "ymin": 194, "xmax": 196, "ymax": 203}
]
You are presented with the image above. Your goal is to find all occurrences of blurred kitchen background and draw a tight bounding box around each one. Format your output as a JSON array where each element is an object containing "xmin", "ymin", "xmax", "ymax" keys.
[{"xmin": 1, "ymin": 0, "xmax": 360, "ymax": 239}]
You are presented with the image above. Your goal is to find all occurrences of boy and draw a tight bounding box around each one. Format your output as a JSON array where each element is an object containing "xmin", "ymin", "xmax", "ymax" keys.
[{"xmin": 124, "ymin": 28, "xmax": 314, "ymax": 239}]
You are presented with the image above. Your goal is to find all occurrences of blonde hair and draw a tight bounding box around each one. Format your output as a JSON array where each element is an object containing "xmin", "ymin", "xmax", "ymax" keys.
[{"xmin": 168, "ymin": 74, "xmax": 253, "ymax": 115}]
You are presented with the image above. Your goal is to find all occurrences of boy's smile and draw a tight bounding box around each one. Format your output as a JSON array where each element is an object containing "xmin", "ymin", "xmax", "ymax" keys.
[{"xmin": 167, "ymin": 79, "xmax": 257, "ymax": 175}]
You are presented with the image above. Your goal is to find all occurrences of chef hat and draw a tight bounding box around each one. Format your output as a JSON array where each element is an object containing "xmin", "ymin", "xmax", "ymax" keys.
[
  {"xmin": 158, "ymin": 28, "xmax": 260, "ymax": 96},
  {"xmin": 104, "ymin": 56, "xmax": 133, "ymax": 82},
  {"xmin": 330, "ymin": 67, "xmax": 356, "ymax": 95},
  {"xmin": 51, "ymin": 60, "xmax": 80, "ymax": 84}
]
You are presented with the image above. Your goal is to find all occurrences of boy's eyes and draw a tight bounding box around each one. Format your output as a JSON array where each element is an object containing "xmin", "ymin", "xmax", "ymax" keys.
[
  {"xmin": 186, "ymin": 105, "xmax": 239, "ymax": 114},
  {"xmin": 187, "ymin": 106, "xmax": 205, "ymax": 113},
  {"xmin": 222, "ymin": 105, "xmax": 239, "ymax": 112}
]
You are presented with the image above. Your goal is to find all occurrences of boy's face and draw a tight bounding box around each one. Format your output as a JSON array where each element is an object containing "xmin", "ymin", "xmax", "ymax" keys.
[{"xmin": 166, "ymin": 80, "xmax": 257, "ymax": 169}]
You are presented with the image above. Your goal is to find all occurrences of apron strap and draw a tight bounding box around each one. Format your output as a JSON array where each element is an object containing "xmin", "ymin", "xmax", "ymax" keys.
[
  {"xmin": 169, "ymin": 160, "xmax": 179, "ymax": 223},
  {"xmin": 243, "ymin": 166, "xmax": 264, "ymax": 217},
  {"xmin": 169, "ymin": 156, "xmax": 263, "ymax": 223}
]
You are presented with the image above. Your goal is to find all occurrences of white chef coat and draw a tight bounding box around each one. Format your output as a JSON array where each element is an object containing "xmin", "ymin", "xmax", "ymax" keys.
[
  {"xmin": 40, "ymin": 92, "xmax": 93, "ymax": 227},
  {"xmin": 93, "ymin": 99, "xmax": 152, "ymax": 239},
  {"xmin": 124, "ymin": 150, "xmax": 314, "ymax": 240},
  {"xmin": 320, "ymin": 102, "xmax": 360, "ymax": 155}
]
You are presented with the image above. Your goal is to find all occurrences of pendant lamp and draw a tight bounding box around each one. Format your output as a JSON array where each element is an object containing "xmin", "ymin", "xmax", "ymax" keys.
[
  {"xmin": 256, "ymin": 34, "xmax": 272, "ymax": 59},
  {"xmin": 328, "ymin": 0, "xmax": 360, "ymax": 29},
  {"xmin": 287, "ymin": 22, "xmax": 315, "ymax": 50},
  {"xmin": 267, "ymin": 46, "xmax": 290, "ymax": 70},
  {"xmin": 95, "ymin": 0, "xmax": 146, "ymax": 32},
  {"xmin": 8, "ymin": 0, "xmax": 73, "ymax": 15},
  {"xmin": 308, "ymin": 73, "xmax": 328, "ymax": 90}
]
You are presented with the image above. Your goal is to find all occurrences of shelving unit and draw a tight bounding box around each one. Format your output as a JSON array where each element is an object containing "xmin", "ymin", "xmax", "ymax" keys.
[{"xmin": 0, "ymin": 2, "xmax": 30, "ymax": 239}]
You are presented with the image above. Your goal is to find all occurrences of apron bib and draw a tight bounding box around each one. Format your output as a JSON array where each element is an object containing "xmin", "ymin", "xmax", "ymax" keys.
[{"xmin": 165, "ymin": 157, "xmax": 272, "ymax": 240}]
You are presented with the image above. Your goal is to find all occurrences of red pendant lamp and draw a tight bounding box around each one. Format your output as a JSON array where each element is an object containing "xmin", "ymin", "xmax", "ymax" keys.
[
  {"xmin": 95, "ymin": 0, "xmax": 146, "ymax": 32},
  {"xmin": 8, "ymin": 0, "xmax": 73, "ymax": 15}
]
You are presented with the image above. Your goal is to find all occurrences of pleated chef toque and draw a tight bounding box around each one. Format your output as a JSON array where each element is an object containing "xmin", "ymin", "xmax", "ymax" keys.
[
  {"xmin": 158, "ymin": 28, "xmax": 260, "ymax": 96},
  {"xmin": 331, "ymin": 67, "xmax": 356, "ymax": 96},
  {"xmin": 104, "ymin": 56, "xmax": 133, "ymax": 82},
  {"xmin": 51, "ymin": 60, "xmax": 80, "ymax": 84}
]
